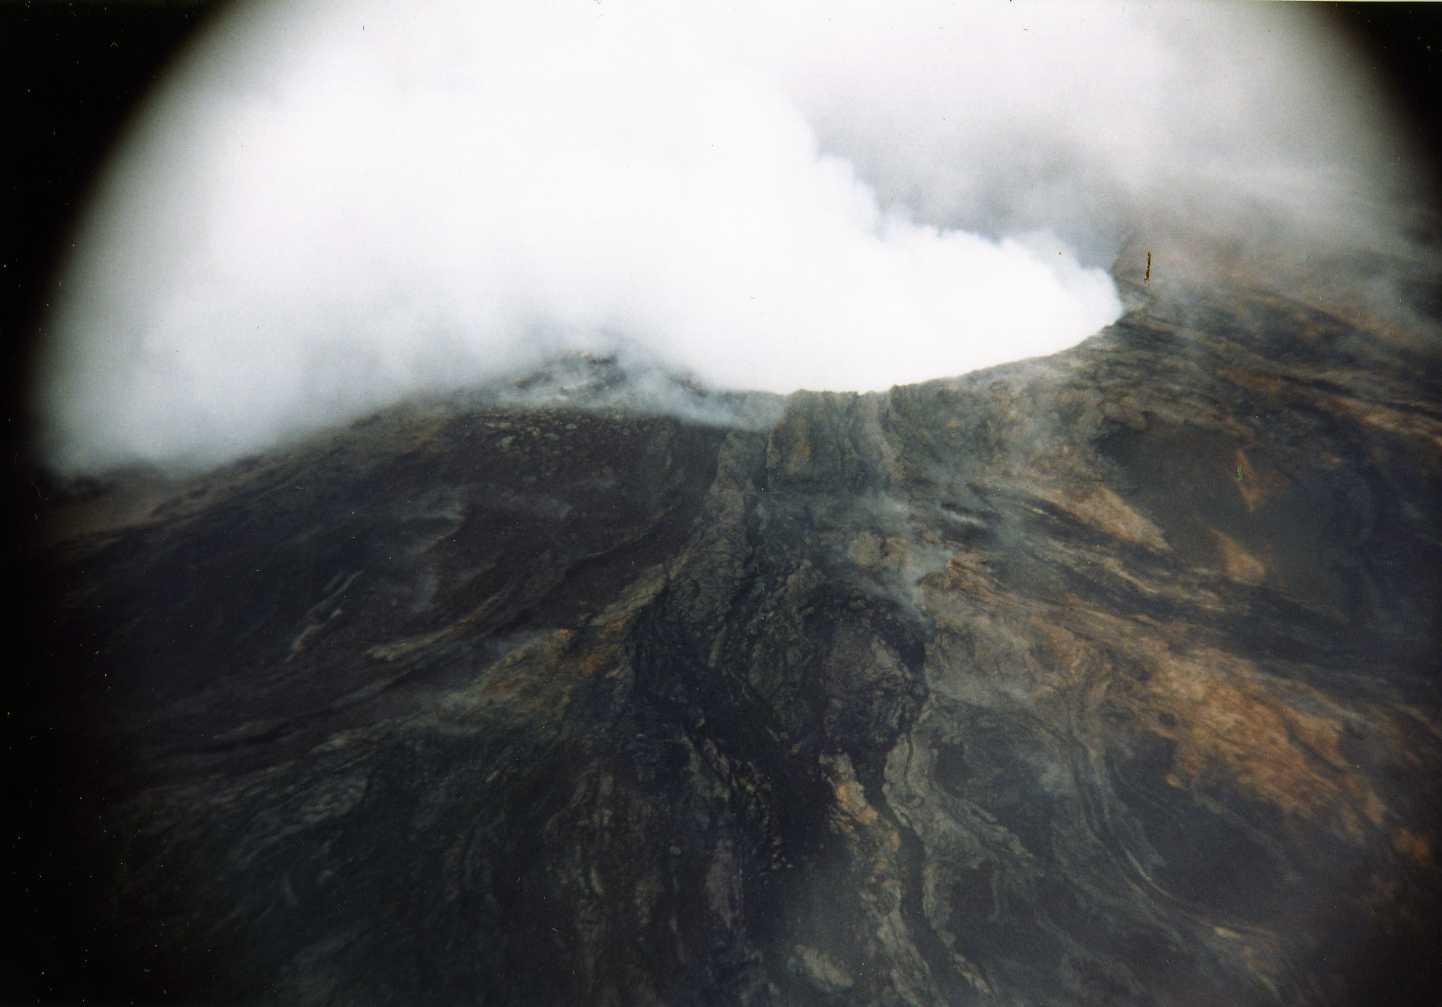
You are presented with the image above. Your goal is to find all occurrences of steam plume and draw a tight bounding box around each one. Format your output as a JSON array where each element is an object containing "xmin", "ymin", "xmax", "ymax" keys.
[{"xmin": 35, "ymin": 0, "xmax": 1411, "ymax": 473}]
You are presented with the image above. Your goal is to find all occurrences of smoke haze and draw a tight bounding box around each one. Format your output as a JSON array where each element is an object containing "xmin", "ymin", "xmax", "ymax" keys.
[{"xmin": 34, "ymin": 0, "xmax": 1415, "ymax": 473}]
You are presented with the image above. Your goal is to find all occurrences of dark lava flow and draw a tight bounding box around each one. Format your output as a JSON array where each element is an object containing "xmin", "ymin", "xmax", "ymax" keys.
[{"xmin": 22, "ymin": 248, "xmax": 1442, "ymax": 1005}]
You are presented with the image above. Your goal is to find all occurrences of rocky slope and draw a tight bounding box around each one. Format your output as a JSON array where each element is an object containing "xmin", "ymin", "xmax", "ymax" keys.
[{"xmin": 25, "ymin": 250, "xmax": 1442, "ymax": 1004}]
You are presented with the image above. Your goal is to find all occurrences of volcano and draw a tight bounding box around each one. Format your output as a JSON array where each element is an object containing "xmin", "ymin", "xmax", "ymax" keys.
[{"xmin": 19, "ymin": 238, "xmax": 1442, "ymax": 1005}]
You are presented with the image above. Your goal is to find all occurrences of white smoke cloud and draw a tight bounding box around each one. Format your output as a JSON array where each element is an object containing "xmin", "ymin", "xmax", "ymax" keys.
[{"xmin": 34, "ymin": 0, "xmax": 1409, "ymax": 473}]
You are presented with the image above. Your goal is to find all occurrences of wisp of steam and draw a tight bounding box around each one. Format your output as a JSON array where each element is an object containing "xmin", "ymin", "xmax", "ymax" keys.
[{"xmin": 34, "ymin": 0, "xmax": 1409, "ymax": 473}]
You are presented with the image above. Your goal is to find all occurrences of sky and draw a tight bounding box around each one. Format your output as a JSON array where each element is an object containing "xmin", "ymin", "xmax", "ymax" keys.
[{"xmin": 32, "ymin": 0, "xmax": 1418, "ymax": 474}]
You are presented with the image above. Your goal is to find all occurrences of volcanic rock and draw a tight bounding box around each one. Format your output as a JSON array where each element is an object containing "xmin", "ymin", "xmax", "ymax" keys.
[{"xmin": 29, "ymin": 247, "xmax": 1442, "ymax": 1005}]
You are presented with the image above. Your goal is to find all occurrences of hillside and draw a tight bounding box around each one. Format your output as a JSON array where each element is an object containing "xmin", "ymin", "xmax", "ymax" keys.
[{"xmin": 23, "ymin": 252, "xmax": 1442, "ymax": 1005}]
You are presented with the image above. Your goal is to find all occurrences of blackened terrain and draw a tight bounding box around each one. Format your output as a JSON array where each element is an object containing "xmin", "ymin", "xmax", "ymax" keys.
[{"xmin": 24, "ymin": 250, "xmax": 1442, "ymax": 1005}]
